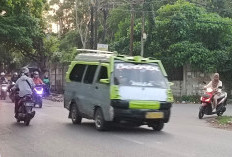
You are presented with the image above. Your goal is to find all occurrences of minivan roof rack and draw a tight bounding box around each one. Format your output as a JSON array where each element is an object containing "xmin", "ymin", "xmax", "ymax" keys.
[{"xmin": 77, "ymin": 49, "xmax": 116, "ymax": 54}]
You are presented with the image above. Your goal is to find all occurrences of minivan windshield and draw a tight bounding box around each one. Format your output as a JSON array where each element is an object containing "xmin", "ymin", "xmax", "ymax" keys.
[{"xmin": 114, "ymin": 62, "xmax": 168, "ymax": 89}]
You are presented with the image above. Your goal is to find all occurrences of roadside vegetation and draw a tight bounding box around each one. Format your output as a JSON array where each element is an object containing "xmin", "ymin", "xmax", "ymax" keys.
[{"xmin": 216, "ymin": 116, "xmax": 232, "ymax": 125}]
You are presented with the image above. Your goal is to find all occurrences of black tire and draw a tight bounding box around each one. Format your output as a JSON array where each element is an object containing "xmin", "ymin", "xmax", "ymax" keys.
[
  {"xmin": 151, "ymin": 121, "xmax": 164, "ymax": 131},
  {"xmin": 39, "ymin": 102, "xmax": 42, "ymax": 108},
  {"xmin": 217, "ymin": 111, "xmax": 224, "ymax": 116},
  {"xmin": 71, "ymin": 105, "xmax": 82, "ymax": 124},
  {"xmin": 198, "ymin": 106, "xmax": 204, "ymax": 119},
  {"xmin": 94, "ymin": 108, "xmax": 107, "ymax": 131},
  {"xmin": 17, "ymin": 119, "xmax": 20, "ymax": 123},
  {"xmin": 25, "ymin": 119, "xmax": 30, "ymax": 126}
]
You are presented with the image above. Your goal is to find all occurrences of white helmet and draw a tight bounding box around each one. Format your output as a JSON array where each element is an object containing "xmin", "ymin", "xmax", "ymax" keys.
[
  {"xmin": 1, "ymin": 72, "xmax": 5, "ymax": 76},
  {"xmin": 34, "ymin": 71, "xmax": 39, "ymax": 75},
  {"xmin": 21, "ymin": 67, "xmax": 29, "ymax": 75}
]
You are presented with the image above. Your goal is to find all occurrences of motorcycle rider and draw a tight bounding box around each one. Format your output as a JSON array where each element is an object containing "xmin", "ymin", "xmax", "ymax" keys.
[
  {"xmin": 204, "ymin": 73, "xmax": 222, "ymax": 110},
  {"xmin": 43, "ymin": 75, "xmax": 50, "ymax": 96},
  {"xmin": 8, "ymin": 72, "xmax": 19, "ymax": 92},
  {"xmin": 11, "ymin": 72, "xmax": 19, "ymax": 83},
  {"xmin": 0, "ymin": 72, "xmax": 8, "ymax": 84},
  {"xmin": 13, "ymin": 67, "xmax": 35, "ymax": 118},
  {"xmin": 33, "ymin": 71, "xmax": 44, "ymax": 85}
]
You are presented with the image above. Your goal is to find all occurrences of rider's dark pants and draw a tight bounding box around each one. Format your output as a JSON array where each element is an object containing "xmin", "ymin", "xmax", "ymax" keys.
[{"xmin": 15, "ymin": 95, "xmax": 21, "ymax": 114}]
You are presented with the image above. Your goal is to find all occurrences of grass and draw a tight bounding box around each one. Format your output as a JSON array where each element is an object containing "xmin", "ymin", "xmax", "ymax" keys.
[{"xmin": 216, "ymin": 116, "xmax": 232, "ymax": 125}]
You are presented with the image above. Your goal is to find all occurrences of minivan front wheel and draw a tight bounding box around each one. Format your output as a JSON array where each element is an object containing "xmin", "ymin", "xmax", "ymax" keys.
[
  {"xmin": 71, "ymin": 105, "xmax": 82, "ymax": 124},
  {"xmin": 94, "ymin": 108, "xmax": 107, "ymax": 131},
  {"xmin": 150, "ymin": 121, "xmax": 164, "ymax": 131}
]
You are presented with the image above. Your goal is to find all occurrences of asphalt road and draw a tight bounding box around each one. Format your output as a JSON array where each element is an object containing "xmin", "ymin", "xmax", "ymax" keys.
[{"xmin": 0, "ymin": 98, "xmax": 232, "ymax": 157}]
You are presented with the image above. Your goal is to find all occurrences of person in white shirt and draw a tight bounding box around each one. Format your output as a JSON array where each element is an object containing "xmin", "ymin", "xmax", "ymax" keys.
[{"xmin": 204, "ymin": 73, "xmax": 222, "ymax": 110}]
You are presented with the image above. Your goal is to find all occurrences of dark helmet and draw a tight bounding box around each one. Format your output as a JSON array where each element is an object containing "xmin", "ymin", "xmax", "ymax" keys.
[{"xmin": 13, "ymin": 72, "xmax": 18, "ymax": 77}]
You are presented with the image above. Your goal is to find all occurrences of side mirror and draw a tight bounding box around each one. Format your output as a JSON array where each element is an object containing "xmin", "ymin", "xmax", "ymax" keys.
[
  {"xmin": 169, "ymin": 82, "xmax": 174, "ymax": 86},
  {"xmin": 100, "ymin": 79, "xmax": 110, "ymax": 84}
]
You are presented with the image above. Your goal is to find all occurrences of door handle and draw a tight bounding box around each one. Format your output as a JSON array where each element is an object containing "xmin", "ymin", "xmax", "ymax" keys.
[{"xmin": 95, "ymin": 86, "xmax": 99, "ymax": 89}]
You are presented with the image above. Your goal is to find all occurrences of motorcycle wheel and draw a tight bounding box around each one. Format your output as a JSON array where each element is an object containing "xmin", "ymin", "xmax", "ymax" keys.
[
  {"xmin": 198, "ymin": 106, "xmax": 205, "ymax": 119},
  {"xmin": 39, "ymin": 102, "xmax": 42, "ymax": 108},
  {"xmin": 24, "ymin": 119, "xmax": 30, "ymax": 126}
]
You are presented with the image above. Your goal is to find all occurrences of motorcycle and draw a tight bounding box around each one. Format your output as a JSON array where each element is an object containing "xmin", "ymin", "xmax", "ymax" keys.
[
  {"xmin": 198, "ymin": 86, "xmax": 227, "ymax": 119},
  {"xmin": 16, "ymin": 95, "xmax": 35, "ymax": 126},
  {"xmin": 1, "ymin": 82, "xmax": 8, "ymax": 100},
  {"xmin": 33, "ymin": 85, "xmax": 44, "ymax": 108},
  {"xmin": 9, "ymin": 82, "xmax": 16, "ymax": 102}
]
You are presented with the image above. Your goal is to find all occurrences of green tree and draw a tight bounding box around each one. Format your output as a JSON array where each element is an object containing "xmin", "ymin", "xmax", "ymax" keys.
[
  {"xmin": 153, "ymin": 0, "xmax": 232, "ymax": 72},
  {"xmin": 0, "ymin": 0, "xmax": 60, "ymax": 74}
]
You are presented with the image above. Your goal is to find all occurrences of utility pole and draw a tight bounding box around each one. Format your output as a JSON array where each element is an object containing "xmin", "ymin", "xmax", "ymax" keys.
[
  {"xmin": 90, "ymin": 2, "xmax": 94, "ymax": 49},
  {"xmin": 94, "ymin": 0, "xmax": 98, "ymax": 50},
  {"xmin": 141, "ymin": 1, "xmax": 145, "ymax": 57},
  {"xmin": 130, "ymin": 2, "xmax": 135, "ymax": 56}
]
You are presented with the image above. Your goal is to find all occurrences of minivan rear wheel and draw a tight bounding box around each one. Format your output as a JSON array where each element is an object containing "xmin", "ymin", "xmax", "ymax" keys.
[
  {"xmin": 94, "ymin": 108, "xmax": 107, "ymax": 131},
  {"xmin": 71, "ymin": 105, "xmax": 82, "ymax": 124},
  {"xmin": 150, "ymin": 121, "xmax": 164, "ymax": 131}
]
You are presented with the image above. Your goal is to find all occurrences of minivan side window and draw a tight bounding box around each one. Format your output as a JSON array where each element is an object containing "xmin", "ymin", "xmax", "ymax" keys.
[
  {"xmin": 69, "ymin": 64, "xmax": 86, "ymax": 82},
  {"xmin": 84, "ymin": 65, "xmax": 98, "ymax": 84},
  {"xmin": 98, "ymin": 66, "xmax": 108, "ymax": 81}
]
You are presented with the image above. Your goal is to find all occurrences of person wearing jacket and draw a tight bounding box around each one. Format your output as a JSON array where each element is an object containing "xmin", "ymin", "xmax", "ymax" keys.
[
  {"xmin": 43, "ymin": 75, "xmax": 50, "ymax": 96},
  {"xmin": 11, "ymin": 72, "xmax": 19, "ymax": 83},
  {"xmin": 0, "ymin": 72, "xmax": 8, "ymax": 84},
  {"xmin": 13, "ymin": 67, "xmax": 35, "ymax": 118},
  {"xmin": 33, "ymin": 71, "xmax": 44, "ymax": 85}
]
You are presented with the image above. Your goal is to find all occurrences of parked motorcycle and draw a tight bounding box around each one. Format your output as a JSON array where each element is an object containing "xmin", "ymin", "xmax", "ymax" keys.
[
  {"xmin": 1, "ymin": 82, "xmax": 8, "ymax": 100},
  {"xmin": 16, "ymin": 95, "xmax": 36, "ymax": 126},
  {"xmin": 33, "ymin": 85, "xmax": 44, "ymax": 108},
  {"xmin": 199, "ymin": 86, "xmax": 227, "ymax": 119}
]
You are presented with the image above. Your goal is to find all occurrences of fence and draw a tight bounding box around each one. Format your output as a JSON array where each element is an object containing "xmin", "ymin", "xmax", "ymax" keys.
[{"xmin": 49, "ymin": 63, "xmax": 69, "ymax": 93}]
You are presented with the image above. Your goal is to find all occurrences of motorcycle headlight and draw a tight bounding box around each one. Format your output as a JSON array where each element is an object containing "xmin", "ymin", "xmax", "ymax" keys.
[
  {"xmin": 205, "ymin": 98, "xmax": 211, "ymax": 102},
  {"xmin": 34, "ymin": 88, "xmax": 44, "ymax": 95},
  {"xmin": 2, "ymin": 87, "xmax": 7, "ymax": 90}
]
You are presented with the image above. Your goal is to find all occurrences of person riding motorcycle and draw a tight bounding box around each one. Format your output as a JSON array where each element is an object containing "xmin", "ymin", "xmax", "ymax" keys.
[
  {"xmin": 0, "ymin": 72, "xmax": 8, "ymax": 84},
  {"xmin": 33, "ymin": 71, "xmax": 44, "ymax": 85},
  {"xmin": 8, "ymin": 72, "xmax": 19, "ymax": 92},
  {"xmin": 13, "ymin": 67, "xmax": 35, "ymax": 118},
  {"xmin": 43, "ymin": 75, "xmax": 50, "ymax": 96},
  {"xmin": 204, "ymin": 73, "xmax": 222, "ymax": 110},
  {"xmin": 11, "ymin": 72, "xmax": 19, "ymax": 83}
]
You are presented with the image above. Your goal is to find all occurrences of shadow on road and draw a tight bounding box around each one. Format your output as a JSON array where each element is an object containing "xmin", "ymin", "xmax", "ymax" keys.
[{"xmin": 64, "ymin": 122, "xmax": 172, "ymax": 136}]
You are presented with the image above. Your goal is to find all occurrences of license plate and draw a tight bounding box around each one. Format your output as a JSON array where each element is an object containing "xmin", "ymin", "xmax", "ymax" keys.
[
  {"xmin": 25, "ymin": 103, "xmax": 34, "ymax": 107},
  {"xmin": 146, "ymin": 112, "xmax": 164, "ymax": 119}
]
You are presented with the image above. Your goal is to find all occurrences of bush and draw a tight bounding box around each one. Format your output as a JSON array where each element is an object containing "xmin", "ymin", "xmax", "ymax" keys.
[{"xmin": 174, "ymin": 95, "xmax": 200, "ymax": 103}]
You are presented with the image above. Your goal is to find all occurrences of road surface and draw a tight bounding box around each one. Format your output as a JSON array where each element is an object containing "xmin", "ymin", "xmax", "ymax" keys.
[{"xmin": 0, "ymin": 99, "xmax": 232, "ymax": 157}]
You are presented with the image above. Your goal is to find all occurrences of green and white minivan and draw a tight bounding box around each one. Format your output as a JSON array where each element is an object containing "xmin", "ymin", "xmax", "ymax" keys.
[{"xmin": 64, "ymin": 49, "xmax": 173, "ymax": 131}]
